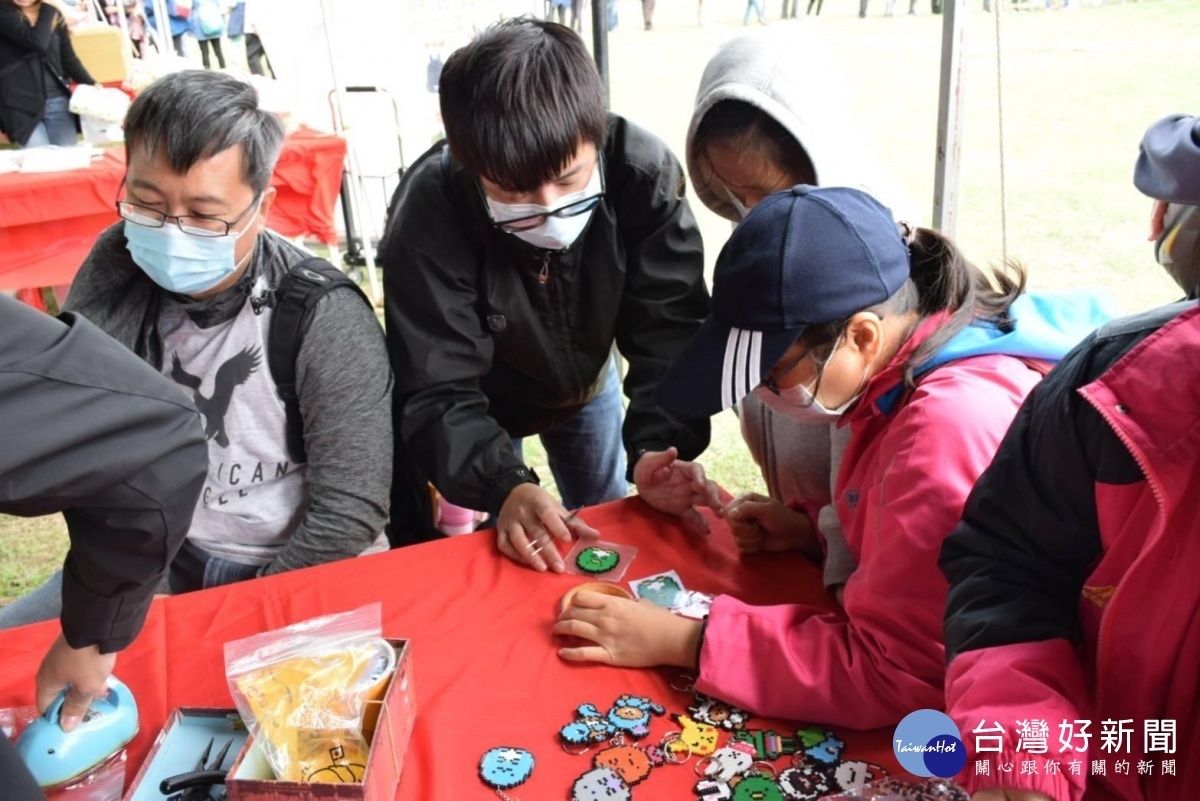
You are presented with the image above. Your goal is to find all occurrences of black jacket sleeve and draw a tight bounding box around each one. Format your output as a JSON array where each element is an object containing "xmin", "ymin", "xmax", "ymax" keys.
[
  {"xmin": 940, "ymin": 317, "xmax": 1156, "ymax": 662},
  {"xmin": 610, "ymin": 123, "xmax": 711, "ymax": 475},
  {"xmin": 58, "ymin": 24, "xmax": 94, "ymax": 85},
  {"xmin": 0, "ymin": 5, "xmax": 56, "ymax": 54},
  {"xmin": 0, "ymin": 297, "xmax": 206, "ymax": 653},
  {"xmin": 382, "ymin": 149, "xmax": 529, "ymax": 516}
]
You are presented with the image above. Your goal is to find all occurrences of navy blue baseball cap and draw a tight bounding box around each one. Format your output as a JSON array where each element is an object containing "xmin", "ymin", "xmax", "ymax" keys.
[{"xmin": 657, "ymin": 185, "xmax": 911, "ymax": 419}]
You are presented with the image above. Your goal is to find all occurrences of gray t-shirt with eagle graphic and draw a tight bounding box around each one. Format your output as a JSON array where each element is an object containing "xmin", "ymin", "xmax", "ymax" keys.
[{"xmin": 66, "ymin": 226, "xmax": 393, "ymax": 578}]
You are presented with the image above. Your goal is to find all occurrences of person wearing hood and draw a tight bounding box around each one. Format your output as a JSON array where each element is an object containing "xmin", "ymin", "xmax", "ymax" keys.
[
  {"xmin": 940, "ymin": 115, "xmax": 1200, "ymax": 801},
  {"xmin": 1136, "ymin": 113, "xmax": 1200, "ymax": 298},
  {"xmin": 554, "ymin": 185, "xmax": 1114, "ymax": 728},
  {"xmin": 684, "ymin": 32, "xmax": 910, "ymax": 603}
]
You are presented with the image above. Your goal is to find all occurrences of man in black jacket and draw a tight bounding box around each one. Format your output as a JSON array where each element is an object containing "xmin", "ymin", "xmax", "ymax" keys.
[
  {"xmin": 0, "ymin": 295, "xmax": 205, "ymax": 797},
  {"xmin": 382, "ymin": 19, "xmax": 716, "ymax": 569}
]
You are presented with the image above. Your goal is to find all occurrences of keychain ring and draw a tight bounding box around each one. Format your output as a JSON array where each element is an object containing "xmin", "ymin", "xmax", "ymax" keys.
[
  {"xmin": 561, "ymin": 741, "xmax": 590, "ymax": 756},
  {"xmin": 659, "ymin": 733, "xmax": 693, "ymax": 765},
  {"xmin": 750, "ymin": 760, "xmax": 778, "ymax": 779},
  {"xmin": 669, "ymin": 675, "xmax": 696, "ymax": 693},
  {"xmin": 693, "ymin": 755, "xmax": 716, "ymax": 778}
]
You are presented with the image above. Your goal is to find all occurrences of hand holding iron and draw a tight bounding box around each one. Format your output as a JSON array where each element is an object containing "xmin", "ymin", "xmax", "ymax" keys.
[{"xmin": 35, "ymin": 634, "xmax": 116, "ymax": 732}]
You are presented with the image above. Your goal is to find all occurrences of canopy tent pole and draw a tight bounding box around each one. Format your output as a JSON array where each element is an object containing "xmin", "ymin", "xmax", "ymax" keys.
[
  {"xmin": 110, "ymin": 0, "xmax": 130, "ymax": 41},
  {"xmin": 992, "ymin": 0, "xmax": 1009, "ymax": 264},
  {"xmin": 591, "ymin": 0, "xmax": 609, "ymax": 107},
  {"xmin": 152, "ymin": 0, "xmax": 171, "ymax": 57},
  {"xmin": 317, "ymin": 0, "xmax": 383, "ymax": 306},
  {"xmin": 932, "ymin": 0, "xmax": 967, "ymax": 235}
]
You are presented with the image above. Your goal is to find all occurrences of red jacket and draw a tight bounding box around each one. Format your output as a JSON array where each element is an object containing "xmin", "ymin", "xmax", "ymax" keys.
[
  {"xmin": 698, "ymin": 316, "xmax": 1047, "ymax": 727},
  {"xmin": 942, "ymin": 302, "xmax": 1200, "ymax": 800}
]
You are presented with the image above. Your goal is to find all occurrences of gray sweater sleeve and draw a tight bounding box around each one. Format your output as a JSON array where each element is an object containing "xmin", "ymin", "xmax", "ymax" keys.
[
  {"xmin": 262, "ymin": 288, "xmax": 393, "ymax": 574},
  {"xmin": 1134, "ymin": 113, "xmax": 1200, "ymax": 204},
  {"xmin": 820, "ymin": 422, "xmax": 857, "ymax": 589}
]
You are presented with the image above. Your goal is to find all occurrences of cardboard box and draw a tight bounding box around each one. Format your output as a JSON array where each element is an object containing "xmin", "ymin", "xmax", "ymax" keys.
[
  {"xmin": 124, "ymin": 708, "xmax": 248, "ymax": 801},
  {"xmin": 71, "ymin": 25, "xmax": 132, "ymax": 85},
  {"xmin": 225, "ymin": 639, "xmax": 414, "ymax": 801}
]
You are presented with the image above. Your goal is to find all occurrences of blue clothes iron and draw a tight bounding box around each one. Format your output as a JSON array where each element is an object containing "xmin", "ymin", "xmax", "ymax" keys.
[{"xmin": 15, "ymin": 677, "xmax": 139, "ymax": 788}]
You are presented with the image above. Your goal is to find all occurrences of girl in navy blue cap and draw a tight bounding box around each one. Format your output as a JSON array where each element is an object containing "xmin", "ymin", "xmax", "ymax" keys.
[{"xmin": 555, "ymin": 185, "xmax": 1114, "ymax": 730}]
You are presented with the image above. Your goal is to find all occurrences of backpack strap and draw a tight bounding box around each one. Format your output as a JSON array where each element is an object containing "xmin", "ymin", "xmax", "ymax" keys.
[{"xmin": 268, "ymin": 257, "xmax": 372, "ymax": 465}]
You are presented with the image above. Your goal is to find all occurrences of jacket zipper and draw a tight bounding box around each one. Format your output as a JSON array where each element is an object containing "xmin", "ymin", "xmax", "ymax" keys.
[
  {"xmin": 539, "ymin": 248, "xmax": 587, "ymax": 394},
  {"xmin": 1082, "ymin": 392, "xmax": 1168, "ymax": 761}
]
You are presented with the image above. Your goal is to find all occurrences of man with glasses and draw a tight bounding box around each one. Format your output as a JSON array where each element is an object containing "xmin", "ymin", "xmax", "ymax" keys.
[
  {"xmin": 0, "ymin": 71, "xmax": 394, "ymax": 630},
  {"xmin": 382, "ymin": 19, "xmax": 717, "ymax": 569}
]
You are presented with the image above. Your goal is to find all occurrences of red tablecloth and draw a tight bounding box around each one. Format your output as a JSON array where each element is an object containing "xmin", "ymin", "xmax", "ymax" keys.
[
  {"xmin": 0, "ymin": 127, "xmax": 347, "ymax": 293},
  {"xmin": 0, "ymin": 498, "xmax": 913, "ymax": 799}
]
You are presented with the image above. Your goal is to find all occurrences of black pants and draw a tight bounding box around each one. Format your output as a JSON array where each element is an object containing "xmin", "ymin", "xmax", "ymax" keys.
[
  {"xmin": 171, "ymin": 32, "xmax": 186, "ymax": 57},
  {"xmin": 386, "ymin": 437, "xmax": 442, "ymax": 548},
  {"xmin": 245, "ymin": 33, "xmax": 274, "ymax": 78},
  {"xmin": 1, "ymin": 735, "xmax": 44, "ymax": 800},
  {"xmin": 199, "ymin": 38, "xmax": 225, "ymax": 70}
]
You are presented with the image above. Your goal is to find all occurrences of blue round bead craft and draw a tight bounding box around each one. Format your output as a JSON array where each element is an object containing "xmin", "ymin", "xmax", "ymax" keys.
[{"xmin": 479, "ymin": 746, "xmax": 535, "ymax": 794}]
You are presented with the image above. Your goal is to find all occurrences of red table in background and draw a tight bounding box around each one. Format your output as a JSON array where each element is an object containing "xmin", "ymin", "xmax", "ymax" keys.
[
  {"xmin": 0, "ymin": 498, "xmax": 911, "ymax": 799},
  {"xmin": 0, "ymin": 126, "xmax": 347, "ymax": 303}
]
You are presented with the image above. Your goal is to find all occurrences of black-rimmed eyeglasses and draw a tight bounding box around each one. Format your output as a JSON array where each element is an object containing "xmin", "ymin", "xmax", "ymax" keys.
[
  {"xmin": 116, "ymin": 193, "xmax": 262, "ymax": 238},
  {"xmin": 481, "ymin": 160, "xmax": 605, "ymax": 233}
]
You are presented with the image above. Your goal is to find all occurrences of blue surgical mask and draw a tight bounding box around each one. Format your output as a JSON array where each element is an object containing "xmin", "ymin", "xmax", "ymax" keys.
[{"xmin": 124, "ymin": 205, "xmax": 260, "ymax": 295}]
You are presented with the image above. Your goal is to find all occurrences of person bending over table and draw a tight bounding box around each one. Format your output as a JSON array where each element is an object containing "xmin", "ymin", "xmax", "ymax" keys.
[
  {"xmin": 938, "ymin": 113, "xmax": 1200, "ymax": 801},
  {"xmin": 555, "ymin": 185, "xmax": 1112, "ymax": 729},
  {"xmin": 381, "ymin": 19, "xmax": 719, "ymax": 567},
  {"xmin": 0, "ymin": 294, "xmax": 206, "ymax": 799},
  {"xmin": 0, "ymin": 70, "xmax": 393, "ymax": 631},
  {"xmin": 685, "ymin": 30, "xmax": 915, "ymax": 603}
]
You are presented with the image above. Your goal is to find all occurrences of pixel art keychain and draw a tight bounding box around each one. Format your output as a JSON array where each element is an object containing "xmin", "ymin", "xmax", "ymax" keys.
[
  {"xmin": 479, "ymin": 747, "xmax": 535, "ymax": 800},
  {"xmin": 565, "ymin": 540, "xmax": 638, "ymax": 581}
]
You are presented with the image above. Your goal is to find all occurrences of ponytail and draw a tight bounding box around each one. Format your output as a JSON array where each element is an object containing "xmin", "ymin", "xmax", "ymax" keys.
[{"xmin": 799, "ymin": 227, "xmax": 1026, "ymax": 388}]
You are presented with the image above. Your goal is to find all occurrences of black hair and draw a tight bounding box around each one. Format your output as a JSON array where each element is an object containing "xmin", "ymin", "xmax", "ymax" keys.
[
  {"xmin": 123, "ymin": 70, "xmax": 286, "ymax": 194},
  {"xmin": 801, "ymin": 228, "xmax": 1027, "ymax": 388},
  {"xmin": 693, "ymin": 100, "xmax": 816, "ymax": 187},
  {"xmin": 438, "ymin": 18, "xmax": 606, "ymax": 193}
]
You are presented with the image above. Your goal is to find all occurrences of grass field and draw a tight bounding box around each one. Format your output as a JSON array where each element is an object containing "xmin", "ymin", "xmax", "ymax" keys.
[{"xmin": 3, "ymin": 0, "xmax": 1198, "ymax": 606}]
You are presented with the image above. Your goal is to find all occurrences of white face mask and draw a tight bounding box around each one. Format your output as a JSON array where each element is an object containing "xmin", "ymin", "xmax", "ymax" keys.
[
  {"xmin": 485, "ymin": 161, "xmax": 602, "ymax": 251},
  {"xmin": 752, "ymin": 381, "xmax": 858, "ymax": 424},
  {"xmin": 726, "ymin": 188, "xmax": 749, "ymax": 220},
  {"xmin": 751, "ymin": 339, "xmax": 867, "ymax": 423}
]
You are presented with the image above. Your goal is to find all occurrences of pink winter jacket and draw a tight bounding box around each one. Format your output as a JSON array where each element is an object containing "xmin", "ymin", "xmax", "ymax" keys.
[
  {"xmin": 942, "ymin": 303, "xmax": 1200, "ymax": 801},
  {"xmin": 697, "ymin": 318, "xmax": 1047, "ymax": 728}
]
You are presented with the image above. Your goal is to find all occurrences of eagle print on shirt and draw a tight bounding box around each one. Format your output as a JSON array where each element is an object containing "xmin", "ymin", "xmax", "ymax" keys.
[{"xmin": 171, "ymin": 346, "xmax": 261, "ymax": 447}]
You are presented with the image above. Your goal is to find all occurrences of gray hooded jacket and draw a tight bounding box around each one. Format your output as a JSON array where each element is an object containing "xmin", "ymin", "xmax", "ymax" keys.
[{"xmin": 686, "ymin": 31, "xmax": 911, "ymax": 589}]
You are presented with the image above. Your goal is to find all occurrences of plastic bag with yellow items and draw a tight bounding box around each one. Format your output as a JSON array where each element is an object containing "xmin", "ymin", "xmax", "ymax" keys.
[{"xmin": 224, "ymin": 604, "xmax": 388, "ymax": 783}]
